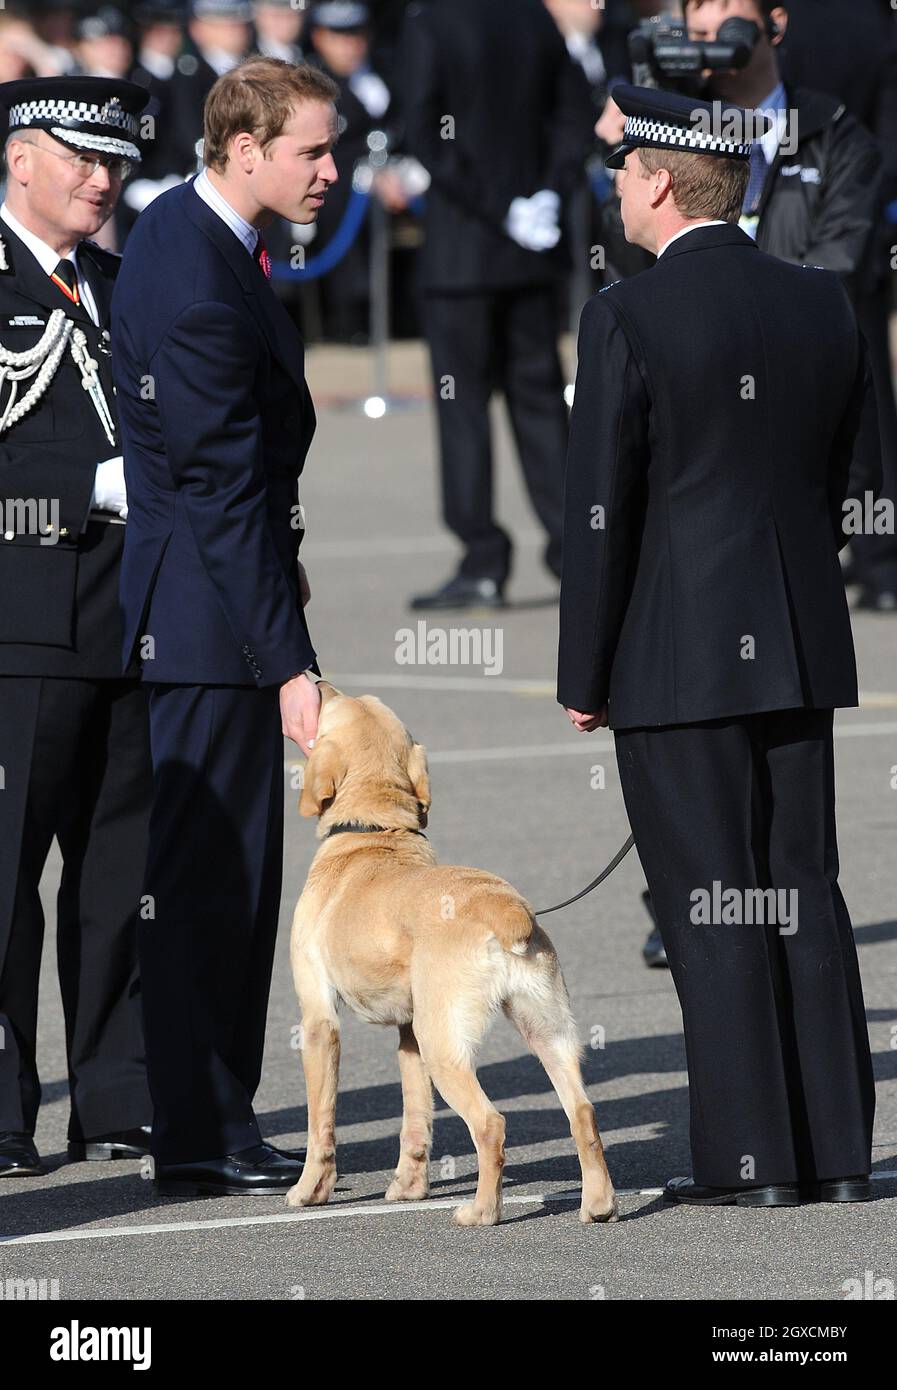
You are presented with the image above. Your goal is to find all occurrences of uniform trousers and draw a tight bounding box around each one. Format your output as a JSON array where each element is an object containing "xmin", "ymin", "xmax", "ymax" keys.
[
  {"xmin": 420, "ymin": 285, "xmax": 569, "ymax": 583},
  {"xmin": 0, "ymin": 674, "xmax": 152, "ymax": 1138},
  {"xmin": 615, "ymin": 706, "xmax": 875, "ymax": 1187}
]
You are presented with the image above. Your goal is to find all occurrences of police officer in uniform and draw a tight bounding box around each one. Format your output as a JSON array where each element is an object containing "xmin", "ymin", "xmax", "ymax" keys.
[
  {"xmin": 558, "ymin": 85, "xmax": 879, "ymax": 1207},
  {"xmin": 0, "ymin": 77, "xmax": 154, "ymax": 1176}
]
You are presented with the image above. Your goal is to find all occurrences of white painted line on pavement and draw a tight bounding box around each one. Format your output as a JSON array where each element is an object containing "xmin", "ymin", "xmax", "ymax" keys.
[{"xmin": 3, "ymin": 1173, "xmax": 895, "ymax": 1248}]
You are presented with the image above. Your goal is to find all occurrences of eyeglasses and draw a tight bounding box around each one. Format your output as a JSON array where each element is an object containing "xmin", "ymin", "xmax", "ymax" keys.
[{"xmin": 27, "ymin": 142, "xmax": 132, "ymax": 183}]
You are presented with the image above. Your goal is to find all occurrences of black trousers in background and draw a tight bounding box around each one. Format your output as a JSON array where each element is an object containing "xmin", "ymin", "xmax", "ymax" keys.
[
  {"xmin": 615, "ymin": 707, "xmax": 875, "ymax": 1189},
  {"xmin": 0, "ymin": 676, "xmax": 152, "ymax": 1138},
  {"xmin": 139, "ymin": 683, "xmax": 285, "ymax": 1164},
  {"xmin": 420, "ymin": 285, "xmax": 569, "ymax": 583},
  {"xmin": 852, "ymin": 289, "xmax": 897, "ymax": 597}
]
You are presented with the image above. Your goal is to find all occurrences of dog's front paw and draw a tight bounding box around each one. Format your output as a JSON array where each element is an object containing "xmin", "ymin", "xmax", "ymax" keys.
[
  {"xmin": 580, "ymin": 1192, "xmax": 619, "ymax": 1223},
  {"xmin": 453, "ymin": 1199, "xmax": 501, "ymax": 1227},
  {"xmin": 285, "ymin": 1163, "xmax": 336, "ymax": 1208}
]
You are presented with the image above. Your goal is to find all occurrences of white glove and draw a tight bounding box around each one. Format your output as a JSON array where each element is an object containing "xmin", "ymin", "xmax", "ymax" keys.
[
  {"xmin": 503, "ymin": 189, "xmax": 561, "ymax": 252},
  {"xmin": 92, "ymin": 455, "xmax": 128, "ymax": 519}
]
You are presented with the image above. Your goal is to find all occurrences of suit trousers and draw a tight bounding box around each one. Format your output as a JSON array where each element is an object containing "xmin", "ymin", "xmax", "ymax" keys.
[
  {"xmin": 615, "ymin": 707, "xmax": 875, "ymax": 1188},
  {"xmin": 420, "ymin": 285, "xmax": 569, "ymax": 583},
  {"xmin": 139, "ymin": 682, "xmax": 286, "ymax": 1163},
  {"xmin": 0, "ymin": 675, "xmax": 152, "ymax": 1138}
]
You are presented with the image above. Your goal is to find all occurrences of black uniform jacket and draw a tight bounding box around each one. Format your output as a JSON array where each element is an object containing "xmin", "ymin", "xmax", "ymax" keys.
[
  {"xmin": 0, "ymin": 223, "xmax": 129, "ymax": 678},
  {"xmin": 557, "ymin": 222, "xmax": 881, "ymax": 729},
  {"xmin": 401, "ymin": 0, "xmax": 593, "ymax": 292}
]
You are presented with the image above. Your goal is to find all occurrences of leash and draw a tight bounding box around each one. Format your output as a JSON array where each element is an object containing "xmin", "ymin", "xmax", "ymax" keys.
[
  {"xmin": 535, "ymin": 833, "xmax": 635, "ymax": 917},
  {"xmin": 324, "ymin": 820, "xmax": 635, "ymax": 919}
]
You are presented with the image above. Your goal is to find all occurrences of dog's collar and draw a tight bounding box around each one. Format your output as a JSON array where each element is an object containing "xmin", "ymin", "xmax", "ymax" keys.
[{"xmin": 326, "ymin": 821, "xmax": 428, "ymax": 839}]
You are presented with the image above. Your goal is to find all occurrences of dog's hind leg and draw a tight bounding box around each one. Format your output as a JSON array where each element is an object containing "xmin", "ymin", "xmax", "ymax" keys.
[
  {"xmin": 386, "ymin": 1023, "xmax": 433, "ymax": 1202},
  {"xmin": 506, "ymin": 943, "xmax": 618, "ymax": 1224},
  {"xmin": 286, "ymin": 992, "xmax": 341, "ymax": 1209}
]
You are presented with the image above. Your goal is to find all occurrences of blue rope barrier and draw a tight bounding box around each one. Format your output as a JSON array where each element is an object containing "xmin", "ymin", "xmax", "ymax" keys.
[{"xmin": 271, "ymin": 186, "xmax": 372, "ymax": 281}]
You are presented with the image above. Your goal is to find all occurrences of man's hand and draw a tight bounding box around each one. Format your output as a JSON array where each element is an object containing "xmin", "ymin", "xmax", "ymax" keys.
[
  {"xmin": 281, "ymin": 672, "xmax": 320, "ymax": 756},
  {"xmin": 298, "ymin": 560, "xmax": 311, "ymax": 609},
  {"xmin": 564, "ymin": 705, "xmax": 608, "ymax": 732}
]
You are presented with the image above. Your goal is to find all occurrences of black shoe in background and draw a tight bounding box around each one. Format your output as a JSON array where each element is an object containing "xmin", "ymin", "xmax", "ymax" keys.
[
  {"xmin": 68, "ymin": 1125, "xmax": 152, "ymax": 1162},
  {"xmin": 0, "ymin": 1131, "xmax": 47, "ymax": 1177},
  {"xmin": 409, "ymin": 574, "xmax": 507, "ymax": 611},
  {"xmin": 855, "ymin": 587, "xmax": 897, "ymax": 612},
  {"xmin": 641, "ymin": 891, "xmax": 668, "ymax": 967}
]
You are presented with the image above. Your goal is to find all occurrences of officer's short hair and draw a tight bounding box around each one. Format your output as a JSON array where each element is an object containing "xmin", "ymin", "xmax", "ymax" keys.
[
  {"xmin": 636, "ymin": 147, "xmax": 750, "ymax": 223},
  {"xmin": 203, "ymin": 57, "xmax": 339, "ymax": 172}
]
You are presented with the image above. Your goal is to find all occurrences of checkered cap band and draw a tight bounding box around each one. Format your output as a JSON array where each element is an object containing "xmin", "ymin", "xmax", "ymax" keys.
[
  {"xmin": 9, "ymin": 98, "xmax": 140, "ymax": 139},
  {"xmin": 624, "ymin": 114, "xmax": 751, "ymax": 159},
  {"xmin": 50, "ymin": 127, "xmax": 141, "ymax": 162}
]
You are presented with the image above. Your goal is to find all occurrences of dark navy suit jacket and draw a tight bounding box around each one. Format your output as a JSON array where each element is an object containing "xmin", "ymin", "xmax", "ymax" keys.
[{"xmin": 112, "ymin": 178, "xmax": 319, "ymax": 686}]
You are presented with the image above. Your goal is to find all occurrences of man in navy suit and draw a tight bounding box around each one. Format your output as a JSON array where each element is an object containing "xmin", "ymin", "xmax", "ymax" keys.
[{"xmin": 112, "ymin": 56, "xmax": 339, "ymax": 1195}]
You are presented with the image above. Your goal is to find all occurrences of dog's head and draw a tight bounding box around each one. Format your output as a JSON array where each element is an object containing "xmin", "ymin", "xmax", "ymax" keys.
[{"xmin": 299, "ymin": 681, "xmax": 431, "ymax": 836}]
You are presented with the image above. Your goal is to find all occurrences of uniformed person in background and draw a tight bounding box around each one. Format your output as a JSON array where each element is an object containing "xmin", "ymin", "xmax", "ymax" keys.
[
  {"xmin": 402, "ymin": 0, "xmax": 594, "ymax": 610},
  {"xmin": 0, "ymin": 75, "xmax": 154, "ymax": 1177},
  {"xmin": 558, "ymin": 85, "xmax": 880, "ymax": 1207}
]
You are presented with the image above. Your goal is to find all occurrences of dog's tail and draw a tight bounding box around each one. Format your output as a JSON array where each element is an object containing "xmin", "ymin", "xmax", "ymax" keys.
[{"xmin": 488, "ymin": 894, "xmax": 537, "ymax": 957}]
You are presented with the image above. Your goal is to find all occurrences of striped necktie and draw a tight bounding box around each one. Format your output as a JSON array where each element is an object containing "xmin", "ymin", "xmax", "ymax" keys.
[{"xmin": 51, "ymin": 257, "xmax": 80, "ymax": 306}]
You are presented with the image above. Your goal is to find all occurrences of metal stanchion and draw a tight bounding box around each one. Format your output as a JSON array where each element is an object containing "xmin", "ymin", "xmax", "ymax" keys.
[{"xmin": 342, "ymin": 131, "xmax": 424, "ymax": 417}]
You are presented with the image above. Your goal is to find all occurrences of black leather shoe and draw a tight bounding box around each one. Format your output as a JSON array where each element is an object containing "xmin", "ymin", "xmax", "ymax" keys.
[
  {"xmin": 641, "ymin": 892, "xmax": 668, "ymax": 967},
  {"xmin": 409, "ymin": 574, "xmax": 507, "ymax": 611},
  {"xmin": 154, "ymin": 1142, "xmax": 304, "ymax": 1196},
  {"xmin": 266, "ymin": 1142, "xmax": 307, "ymax": 1162},
  {"xmin": 665, "ymin": 1176, "xmax": 802, "ymax": 1207},
  {"xmin": 0, "ymin": 1131, "xmax": 47, "ymax": 1177},
  {"xmin": 855, "ymin": 588, "xmax": 897, "ymax": 612},
  {"xmin": 68, "ymin": 1125, "xmax": 152, "ymax": 1161},
  {"xmin": 806, "ymin": 1175, "xmax": 872, "ymax": 1202}
]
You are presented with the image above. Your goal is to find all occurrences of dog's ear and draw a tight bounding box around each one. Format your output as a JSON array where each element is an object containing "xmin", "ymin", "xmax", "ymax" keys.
[
  {"xmin": 299, "ymin": 740, "xmax": 346, "ymax": 818},
  {"xmin": 407, "ymin": 741, "xmax": 431, "ymax": 827}
]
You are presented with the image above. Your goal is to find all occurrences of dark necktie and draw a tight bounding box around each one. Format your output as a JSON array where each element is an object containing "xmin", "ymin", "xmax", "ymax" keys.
[
  {"xmin": 51, "ymin": 257, "xmax": 80, "ymax": 306},
  {"xmin": 254, "ymin": 234, "xmax": 272, "ymax": 280}
]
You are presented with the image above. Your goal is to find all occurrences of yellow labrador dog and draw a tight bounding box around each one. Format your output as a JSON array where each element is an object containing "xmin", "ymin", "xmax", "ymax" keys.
[{"xmin": 287, "ymin": 682, "xmax": 617, "ymax": 1227}]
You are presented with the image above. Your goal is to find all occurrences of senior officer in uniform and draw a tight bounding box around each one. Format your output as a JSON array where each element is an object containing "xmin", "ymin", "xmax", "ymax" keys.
[
  {"xmin": 0, "ymin": 77, "xmax": 154, "ymax": 1177},
  {"xmin": 558, "ymin": 85, "xmax": 880, "ymax": 1208}
]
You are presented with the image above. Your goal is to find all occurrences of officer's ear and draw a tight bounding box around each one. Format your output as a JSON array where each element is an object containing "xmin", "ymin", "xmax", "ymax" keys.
[{"xmin": 299, "ymin": 739, "xmax": 347, "ymax": 817}]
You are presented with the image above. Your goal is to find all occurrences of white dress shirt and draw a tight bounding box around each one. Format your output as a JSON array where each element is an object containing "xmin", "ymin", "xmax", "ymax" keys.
[
  {"xmin": 656, "ymin": 219, "xmax": 728, "ymax": 259},
  {"xmin": 192, "ymin": 167, "xmax": 260, "ymax": 258}
]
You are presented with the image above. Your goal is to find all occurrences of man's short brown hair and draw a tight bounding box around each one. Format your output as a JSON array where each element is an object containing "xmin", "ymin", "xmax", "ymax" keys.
[
  {"xmin": 203, "ymin": 57, "xmax": 339, "ymax": 172},
  {"xmin": 636, "ymin": 147, "xmax": 749, "ymax": 222}
]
